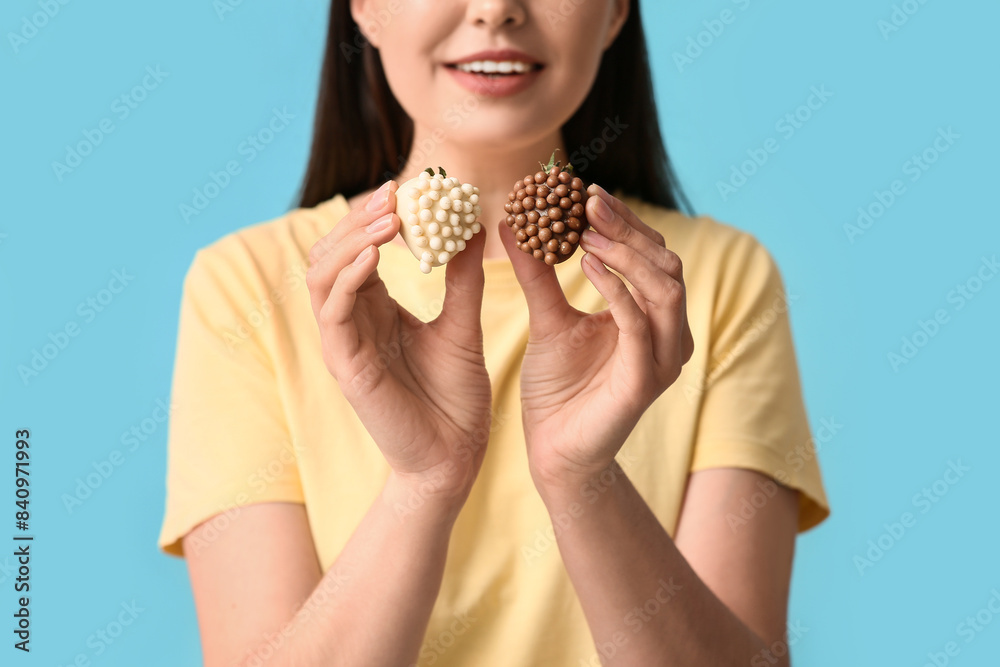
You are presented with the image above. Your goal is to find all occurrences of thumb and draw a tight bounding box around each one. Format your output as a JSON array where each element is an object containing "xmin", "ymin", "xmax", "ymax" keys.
[
  {"xmin": 497, "ymin": 219, "xmax": 571, "ymax": 334},
  {"xmin": 437, "ymin": 222, "xmax": 486, "ymax": 341}
]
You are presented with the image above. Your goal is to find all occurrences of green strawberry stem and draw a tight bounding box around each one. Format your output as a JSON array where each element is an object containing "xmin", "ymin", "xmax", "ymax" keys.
[{"xmin": 540, "ymin": 149, "xmax": 574, "ymax": 174}]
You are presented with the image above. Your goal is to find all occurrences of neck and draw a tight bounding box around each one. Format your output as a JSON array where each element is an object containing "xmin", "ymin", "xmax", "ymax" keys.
[{"xmin": 395, "ymin": 124, "xmax": 567, "ymax": 260}]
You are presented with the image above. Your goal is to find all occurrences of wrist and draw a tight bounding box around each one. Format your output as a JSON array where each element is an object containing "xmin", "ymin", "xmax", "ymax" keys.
[
  {"xmin": 383, "ymin": 465, "xmax": 474, "ymax": 524},
  {"xmin": 529, "ymin": 454, "xmax": 632, "ymax": 508}
]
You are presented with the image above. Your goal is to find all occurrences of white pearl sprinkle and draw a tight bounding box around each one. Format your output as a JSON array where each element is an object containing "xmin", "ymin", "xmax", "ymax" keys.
[
  {"xmin": 457, "ymin": 239, "xmax": 467, "ymax": 251},
  {"xmin": 419, "ymin": 171, "xmax": 430, "ymax": 180},
  {"xmin": 421, "ymin": 251, "xmax": 434, "ymax": 262},
  {"xmin": 429, "ymin": 178, "xmax": 442, "ymax": 191},
  {"xmin": 419, "ymin": 209, "xmax": 432, "ymax": 222},
  {"xmin": 427, "ymin": 222, "xmax": 440, "ymax": 234},
  {"xmin": 416, "ymin": 236, "xmax": 429, "ymax": 247},
  {"xmin": 430, "ymin": 236, "xmax": 443, "ymax": 250},
  {"xmin": 462, "ymin": 228, "xmax": 473, "ymax": 240},
  {"xmin": 472, "ymin": 222, "xmax": 481, "ymax": 233},
  {"xmin": 418, "ymin": 195, "xmax": 431, "ymax": 208},
  {"xmin": 461, "ymin": 183, "xmax": 473, "ymax": 196},
  {"xmin": 410, "ymin": 225, "xmax": 423, "ymax": 236},
  {"xmin": 451, "ymin": 201, "xmax": 463, "ymax": 213},
  {"xmin": 435, "ymin": 209, "xmax": 448, "ymax": 223},
  {"xmin": 450, "ymin": 187, "xmax": 462, "ymax": 200},
  {"xmin": 439, "ymin": 197, "xmax": 452, "ymax": 210},
  {"xmin": 450, "ymin": 213, "xmax": 460, "ymax": 225},
  {"xmin": 470, "ymin": 194, "xmax": 479, "ymax": 204},
  {"xmin": 462, "ymin": 201, "xmax": 473, "ymax": 214},
  {"xmin": 441, "ymin": 226, "xmax": 452, "ymax": 237},
  {"xmin": 419, "ymin": 261, "xmax": 431, "ymax": 274},
  {"xmin": 428, "ymin": 190, "xmax": 440, "ymax": 201},
  {"xmin": 408, "ymin": 187, "xmax": 420, "ymax": 199},
  {"xmin": 438, "ymin": 251, "xmax": 451, "ymax": 264},
  {"xmin": 464, "ymin": 213, "xmax": 476, "ymax": 224},
  {"xmin": 445, "ymin": 240, "xmax": 456, "ymax": 252}
]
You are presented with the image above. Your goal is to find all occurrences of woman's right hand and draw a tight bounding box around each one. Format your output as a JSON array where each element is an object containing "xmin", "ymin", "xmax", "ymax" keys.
[{"xmin": 306, "ymin": 181, "xmax": 492, "ymax": 504}]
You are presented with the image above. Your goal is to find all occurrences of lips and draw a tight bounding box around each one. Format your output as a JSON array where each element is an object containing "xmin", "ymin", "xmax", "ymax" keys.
[{"xmin": 443, "ymin": 49, "xmax": 544, "ymax": 97}]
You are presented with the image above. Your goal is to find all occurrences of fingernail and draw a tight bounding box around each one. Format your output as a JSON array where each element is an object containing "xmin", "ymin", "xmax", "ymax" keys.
[
  {"xmin": 581, "ymin": 229, "xmax": 611, "ymax": 249},
  {"xmin": 591, "ymin": 196, "xmax": 613, "ymax": 226},
  {"xmin": 366, "ymin": 182, "xmax": 390, "ymax": 212},
  {"xmin": 366, "ymin": 213, "xmax": 393, "ymax": 233},
  {"xmin": 354, "ymin": 245, "xmax": 373, "ymax": 265}
]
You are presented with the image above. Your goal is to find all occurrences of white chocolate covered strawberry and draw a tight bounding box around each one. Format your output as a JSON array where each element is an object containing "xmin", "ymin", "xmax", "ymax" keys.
[{"xmin": 396, "ymin": 168, "xmax": 483, "ymax": 274}]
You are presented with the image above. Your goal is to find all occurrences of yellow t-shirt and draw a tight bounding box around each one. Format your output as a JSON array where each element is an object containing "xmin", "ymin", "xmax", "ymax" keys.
[{"xmin": 158, "ymin": 193, "xmax": 829, "ymax": 666}]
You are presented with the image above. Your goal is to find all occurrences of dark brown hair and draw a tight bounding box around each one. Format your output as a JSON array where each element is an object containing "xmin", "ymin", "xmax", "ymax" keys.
[{"xmin": 296, "ymin": 0, "xmax": 691, "ymax": 214}]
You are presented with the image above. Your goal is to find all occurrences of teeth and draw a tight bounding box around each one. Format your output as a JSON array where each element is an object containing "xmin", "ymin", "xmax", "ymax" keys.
[{"xmin": 456, "ymin": 60, "xmax": 536, "ymax": 74}]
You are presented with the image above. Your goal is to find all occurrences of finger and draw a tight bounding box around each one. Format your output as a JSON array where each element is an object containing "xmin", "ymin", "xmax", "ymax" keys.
[
  {"xmin": 580, "ymin": 229, "xmax": 686, "ymax": 370},
  {"xmin": 586, "ymin": 184, "xmax": 683, "ymax": 282},
  {"xmin": 579, "ymin": 252, "xmax": 651, "ymax": 370},
  {"xmin": 497, "ymin": 219, "xmax": 572, "ymax": 334},
  {"xmin": 309, "ymin": 181, "xmax": 396, "ymax": 266},
  {"xmin": 436, "ymin": 222, "xmax": 486, "ymax": 343},
  {"xmin": 306, "ymin": 212, "xmax": 399, "ymax": 320},
  {"xmin": 318, "ymin": 244, "xmax": 382, "ymax": 362}
]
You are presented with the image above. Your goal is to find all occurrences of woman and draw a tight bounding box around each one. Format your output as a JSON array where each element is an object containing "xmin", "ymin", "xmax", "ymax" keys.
[{"xmin": 158, "ymin": 1, "xmax": 829, "ymax": 665}]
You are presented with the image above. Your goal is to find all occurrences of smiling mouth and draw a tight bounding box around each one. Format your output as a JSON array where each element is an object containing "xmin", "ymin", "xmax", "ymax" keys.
[{"xmin": 446, "ymin": 60, "xmax": 544, "ymax": 77}]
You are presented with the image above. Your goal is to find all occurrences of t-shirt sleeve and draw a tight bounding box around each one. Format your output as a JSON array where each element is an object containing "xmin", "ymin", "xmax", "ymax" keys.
[
  {"xmin": 690, "ymin": 233, "xmax": 830, "ymax": 532},
  {"xmin": 157, "ymin": 242, "xmax": 304, "ymax": 558}
]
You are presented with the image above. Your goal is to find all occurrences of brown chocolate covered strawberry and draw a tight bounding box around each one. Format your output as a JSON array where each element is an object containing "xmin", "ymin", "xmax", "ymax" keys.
[{"xmin": 504, "ymin": 151, "xmax": 589, "ymax": 266}]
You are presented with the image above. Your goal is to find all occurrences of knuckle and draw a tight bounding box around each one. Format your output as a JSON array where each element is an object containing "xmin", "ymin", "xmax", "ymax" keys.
[
  {"xmin": 305, "ymin": 266, "xmax": 322, "ymax": 291},
  {"xmin": 660, "ymin": 250, "xmax": 682, "ymax": 277},
  {"xmin": 317, "ymin": 299, "xmax": 337, "ymax": 327},
  {"xmin": 661, "ymin": 278, "xmax": 685, "ymax": 307}
]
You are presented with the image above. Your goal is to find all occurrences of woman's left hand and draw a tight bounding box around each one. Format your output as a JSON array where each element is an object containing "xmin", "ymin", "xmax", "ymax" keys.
[{"xmin": 500, "ymin": 185, "xmax": 695, "ymax": 492}]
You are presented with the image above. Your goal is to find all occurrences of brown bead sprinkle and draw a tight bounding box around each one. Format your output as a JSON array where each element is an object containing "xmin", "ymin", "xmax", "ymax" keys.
[{"xmin": 507, "ymin": 155, "xmax": 591, "ymax": 264}]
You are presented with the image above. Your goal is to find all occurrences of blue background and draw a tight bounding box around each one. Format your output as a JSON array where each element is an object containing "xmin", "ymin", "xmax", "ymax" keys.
[{"xmin": 2, "ymin": 0, "xmax": 997, "ymax": 664}]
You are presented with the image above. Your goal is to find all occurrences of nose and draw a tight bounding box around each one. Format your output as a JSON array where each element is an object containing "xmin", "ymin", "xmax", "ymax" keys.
[{"xmin": 466, "ymin": 0, "xmax": 526, "ymax": 29}]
